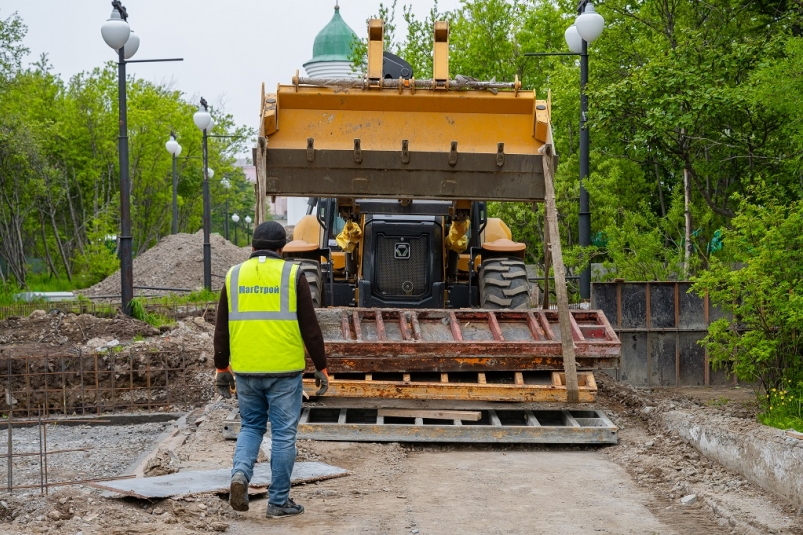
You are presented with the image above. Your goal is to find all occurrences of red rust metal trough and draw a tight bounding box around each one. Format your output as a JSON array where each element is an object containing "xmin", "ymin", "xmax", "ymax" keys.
[
  {"xmin": 302, "ymin": 308, "xmax": 621, "ymax": 402},
  {"xmin": 307, "ymin": 308, "xmax": 621, "ymax": 374}
]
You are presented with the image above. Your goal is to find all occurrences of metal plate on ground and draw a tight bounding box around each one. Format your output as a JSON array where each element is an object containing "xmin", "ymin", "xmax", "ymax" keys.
[
  {"xmin": 91, "ymin": 462, "xmax": 348, "ymax": 499},
  {"xmin": 224, "ymin": 408, "xmax": 618, "ymax": 445}
]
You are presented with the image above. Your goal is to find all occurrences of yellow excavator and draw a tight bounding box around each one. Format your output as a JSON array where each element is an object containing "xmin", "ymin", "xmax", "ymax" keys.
[{"xmin": 250, "ymin": 19, "xmax": 620, "ymax": 405}]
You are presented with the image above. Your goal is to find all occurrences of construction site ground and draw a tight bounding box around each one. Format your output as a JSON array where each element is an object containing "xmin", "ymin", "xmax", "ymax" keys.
[
  {"xmin": 1, "ymin": 374, "xmax": 802, "ymax": 534},
  {"xmin": 1, "ymin": 305, "xmax": 802, "ymax": 534}
]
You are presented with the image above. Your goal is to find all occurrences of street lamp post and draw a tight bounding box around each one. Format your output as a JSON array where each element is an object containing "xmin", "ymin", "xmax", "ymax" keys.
[
  {"xmin": 221, "ymin": 177, "xmax": 231, "ymax": 241},
  {"xmin": 101, "ymin": 1, "xmax": 182, "ymax": 315},
  {"xmin": 193, "ymin": 100, "xmax": 214, "ymax": 291},
  {"xmin": 245, "ymin": 215, "xmax": 252, "ymax": 243},
  {"xmin": 232, "ymin": 213, "xmax": 240, "ymax": 245},
  {"xmin": 565, "ymin": 1, "xmax": 604, "ymax": 301},
  {"xmin": 165, "ymin": 132, "xmax": 182, "ymax": 234}
]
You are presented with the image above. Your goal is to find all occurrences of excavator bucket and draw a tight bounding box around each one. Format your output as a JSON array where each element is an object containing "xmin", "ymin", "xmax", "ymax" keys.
[{"xmin": 257, "ymin": 80, "xmax": 551, "ymax": 204}]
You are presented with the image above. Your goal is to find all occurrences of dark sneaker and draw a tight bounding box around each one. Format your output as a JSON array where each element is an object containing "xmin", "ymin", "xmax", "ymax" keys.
[
  {"xmin": 229, "ymin": 471, "xmax": 249, "ymax": 512},
  {"xmin": 266, "ymin": 498, "xmax": 304, "ymax": 518}
]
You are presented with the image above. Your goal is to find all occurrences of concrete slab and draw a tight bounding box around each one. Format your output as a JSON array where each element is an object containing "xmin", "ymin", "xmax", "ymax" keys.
[{"xmin": 92, "ymin": 462, "xmax": 348, "ymax": 499}]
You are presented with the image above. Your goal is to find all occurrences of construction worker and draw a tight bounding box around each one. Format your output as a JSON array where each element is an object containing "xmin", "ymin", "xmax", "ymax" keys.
[{"xmin": 213, "ymin": 220, "xmax": 329, "ymax": 518}]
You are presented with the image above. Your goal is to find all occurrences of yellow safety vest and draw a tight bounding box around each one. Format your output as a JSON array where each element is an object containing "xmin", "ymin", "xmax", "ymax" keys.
[{"xmin": 225, "ymin": 256, "xmax": 306, "ymax": 373}]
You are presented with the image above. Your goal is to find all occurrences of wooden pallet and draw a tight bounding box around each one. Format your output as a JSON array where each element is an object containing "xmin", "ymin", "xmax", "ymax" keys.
[{"xmin": 301, "ymin": 371, "xmax": 597, "ymax": 402}]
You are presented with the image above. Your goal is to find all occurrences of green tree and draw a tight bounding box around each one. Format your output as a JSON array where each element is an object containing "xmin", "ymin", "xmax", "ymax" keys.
[{"xmin": 693, "ymin": 188, "xmax": 803, "ymax": 394}]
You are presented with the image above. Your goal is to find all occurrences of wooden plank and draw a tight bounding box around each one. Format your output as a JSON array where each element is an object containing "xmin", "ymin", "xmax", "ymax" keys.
[
  {"xmin": 302, "ymin": 378, "xmax": 597, "ymax": 403},
  {"xmin": 541, "ymin": 143, "xmax": 580, "ymax": 403},
  {"xmin": 440, "ymin": 373, "xmax": 449, "ymax": 383},
  {"xmin": 786, "ymin": 430, "xmax": 803, "ymax": 440},
  {"xmin": 477, "ymin": 372, "xmax": 487, "ymax": 384},
  {"xmin": 377, "ymin": 409, "xmax": 482, "ymax": 421}
]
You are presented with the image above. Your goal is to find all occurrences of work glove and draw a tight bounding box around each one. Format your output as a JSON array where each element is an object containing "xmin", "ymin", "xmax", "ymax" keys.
[
  {"xmin": 314, "ymin": 369, "xmax": 329, "ymax": 396},
  {"xmin": 215, "ymin": 366, "xmax": 236, "ymax": 399}
]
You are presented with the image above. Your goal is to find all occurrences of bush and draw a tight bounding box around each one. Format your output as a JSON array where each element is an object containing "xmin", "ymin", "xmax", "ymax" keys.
[{"xmin": 692, "ymin": 189, "xmax": 803, "ymax": 430}]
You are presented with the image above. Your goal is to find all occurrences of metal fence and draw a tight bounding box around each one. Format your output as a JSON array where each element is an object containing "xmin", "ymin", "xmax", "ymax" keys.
[
  {"xmin": 1, "ymin": 348, "xmax": 208, "ymax": 418},
  {"xmin": 592, "ymin": 281, "xmax": 733, "ymax": 387}
]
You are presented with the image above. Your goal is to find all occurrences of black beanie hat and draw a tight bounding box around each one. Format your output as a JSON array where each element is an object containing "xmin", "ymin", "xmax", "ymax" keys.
[{"xmin": 252, "ymin": 221, "xmax": 287, "ymax": 251}]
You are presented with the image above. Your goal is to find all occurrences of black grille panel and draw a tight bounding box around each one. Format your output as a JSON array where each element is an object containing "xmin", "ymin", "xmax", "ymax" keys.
[{"xmin": 374, "ymin": 235, "xmax": 428, "ymax": 297}]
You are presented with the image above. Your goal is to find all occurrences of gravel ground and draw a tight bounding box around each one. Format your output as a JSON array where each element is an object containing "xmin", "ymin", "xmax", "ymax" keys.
[{"xmin": 0, "ymin": 422, "xmax": 171, "ymax": 490}]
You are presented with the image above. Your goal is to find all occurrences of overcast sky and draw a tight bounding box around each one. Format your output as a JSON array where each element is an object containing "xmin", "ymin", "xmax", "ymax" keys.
[{"xmin": 2, "ymin": 0, "xmax": 462, "ymax": 151}]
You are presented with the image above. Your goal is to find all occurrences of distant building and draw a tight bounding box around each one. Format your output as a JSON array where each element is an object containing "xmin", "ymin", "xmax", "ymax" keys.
[{"xmin": 284, "ymin": 3, "xmax": 360, "ymax": 227}]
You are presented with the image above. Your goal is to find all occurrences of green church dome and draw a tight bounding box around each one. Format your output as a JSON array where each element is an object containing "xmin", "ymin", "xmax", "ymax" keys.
[{"xmin": 307, "ymin": 5, "xmax": 358, "ymax": 63}]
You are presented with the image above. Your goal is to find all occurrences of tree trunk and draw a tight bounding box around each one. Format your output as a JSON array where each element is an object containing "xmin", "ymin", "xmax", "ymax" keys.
[
  {"xmin": 38, "ymin": 210, "xmax": 59, "ymax": 278},
  {"xmin": 683, "ymin": 165, "xmax": 693, "ymax": 275}
]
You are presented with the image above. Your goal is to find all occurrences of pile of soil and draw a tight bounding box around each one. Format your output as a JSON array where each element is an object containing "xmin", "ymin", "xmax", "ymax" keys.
[
  {"xmin": 0, "ymin": 309, "xmax": 158, "ymax": 354},
  {"xmin": 82, "ymin": 231, "xmax": 250, "ymax": 297}
]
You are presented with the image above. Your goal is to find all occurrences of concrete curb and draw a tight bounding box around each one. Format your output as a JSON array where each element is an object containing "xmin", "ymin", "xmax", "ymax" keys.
[{"xmin": 660, "ymin": 410, "xmax": 803, "ymax": 508}]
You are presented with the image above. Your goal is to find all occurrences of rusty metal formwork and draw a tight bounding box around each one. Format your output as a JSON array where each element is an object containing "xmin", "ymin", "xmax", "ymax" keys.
[
  {"xmin": 592, "ymin": 281, "xmax": 733, "ymax": 387},
  {"xmin": 1, "ymin": 349, "xmax": 202, "ymax": 418},
  {"xmin": 311, "ymin": 308, "xmax": 621, "ymax": 374},
  {"xmin": 223, "ymin": 407, "xmax": 618, "ymax": 444}
]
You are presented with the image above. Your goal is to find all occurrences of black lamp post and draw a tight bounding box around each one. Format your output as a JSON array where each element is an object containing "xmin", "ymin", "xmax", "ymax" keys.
[
  {"xmin": 193, "ymin": 99, "xmax": 214, "ymax": 291},
  {"xmin": 565, "ymin": 0, "xmax": 605, "ymax": 301},
  {"xmin": 101, "ymin": 1, "xmax": 182, "ymax": 315},
  {"xmin": 221, "ymin": 177, "xmax": 231, "ymax": 241},
  {"xmin": 165, "ymin": 132, "xmax": 182, "ymax": 234},
  {"xmin": 232, "ymin": 213, "xmax": 240, "ymax": 245}
]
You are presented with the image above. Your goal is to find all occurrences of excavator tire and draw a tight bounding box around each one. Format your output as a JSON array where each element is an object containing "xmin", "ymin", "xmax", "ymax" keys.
[
  {"xmin": 479, "ymin": 258, "xmax": 531, "ymax": 309},
  {"xmin": 289, "ymin": 259, "xmax": 323, "ymax": 308}
]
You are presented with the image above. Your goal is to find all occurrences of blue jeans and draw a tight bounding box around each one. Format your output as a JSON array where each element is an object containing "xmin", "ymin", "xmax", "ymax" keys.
[{"xmin": 231, "ymin": 373, "xmax": 303, "ymax": 506}]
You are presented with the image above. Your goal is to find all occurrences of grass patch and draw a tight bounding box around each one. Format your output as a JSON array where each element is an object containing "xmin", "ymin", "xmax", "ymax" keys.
[
  {"xmin": 758, "ymin": 378, "xmax": 803, "ymax": 433},
  {"xmin": 130, "ymin": 298, "xmax": 174, "ymax": 329}
]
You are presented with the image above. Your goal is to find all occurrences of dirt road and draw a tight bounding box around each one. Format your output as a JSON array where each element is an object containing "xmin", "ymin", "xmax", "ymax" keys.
[{"xmin": 229, "ymin": 445, "xmax": 696, "ymax": 535}]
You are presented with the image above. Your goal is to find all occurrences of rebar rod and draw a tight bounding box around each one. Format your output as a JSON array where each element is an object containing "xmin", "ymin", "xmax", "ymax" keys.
[
  {"xmin": 38, "ymin": 408, "xmax": 43, "ymax": 495},
  {"xmin": 42, "ymin": 418, "xmax": 48, "ymax": 495},
  {"xmin": 6, "ymin": 358, "xmax": 12, "ymax": 492},
  {"xmin": 9, "ymin": 474, "xmax": 135, "ymax": 491}
]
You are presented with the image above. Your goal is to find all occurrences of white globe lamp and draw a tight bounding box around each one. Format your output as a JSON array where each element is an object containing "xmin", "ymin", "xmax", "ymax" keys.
[
  {"xmin": 576, "ymin": 2, "xmax": 605, "ymax": 43},
  {"xmin": 564, "ymin": 24, "xmax": 583, "ymax": 54},
  {"xmin": 101, "ymin": 8, "xmax": 130, "ymax": 50},
  {"xmin": 123, "ymin": 30, "xmax": 140, "ymax": 59}
]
